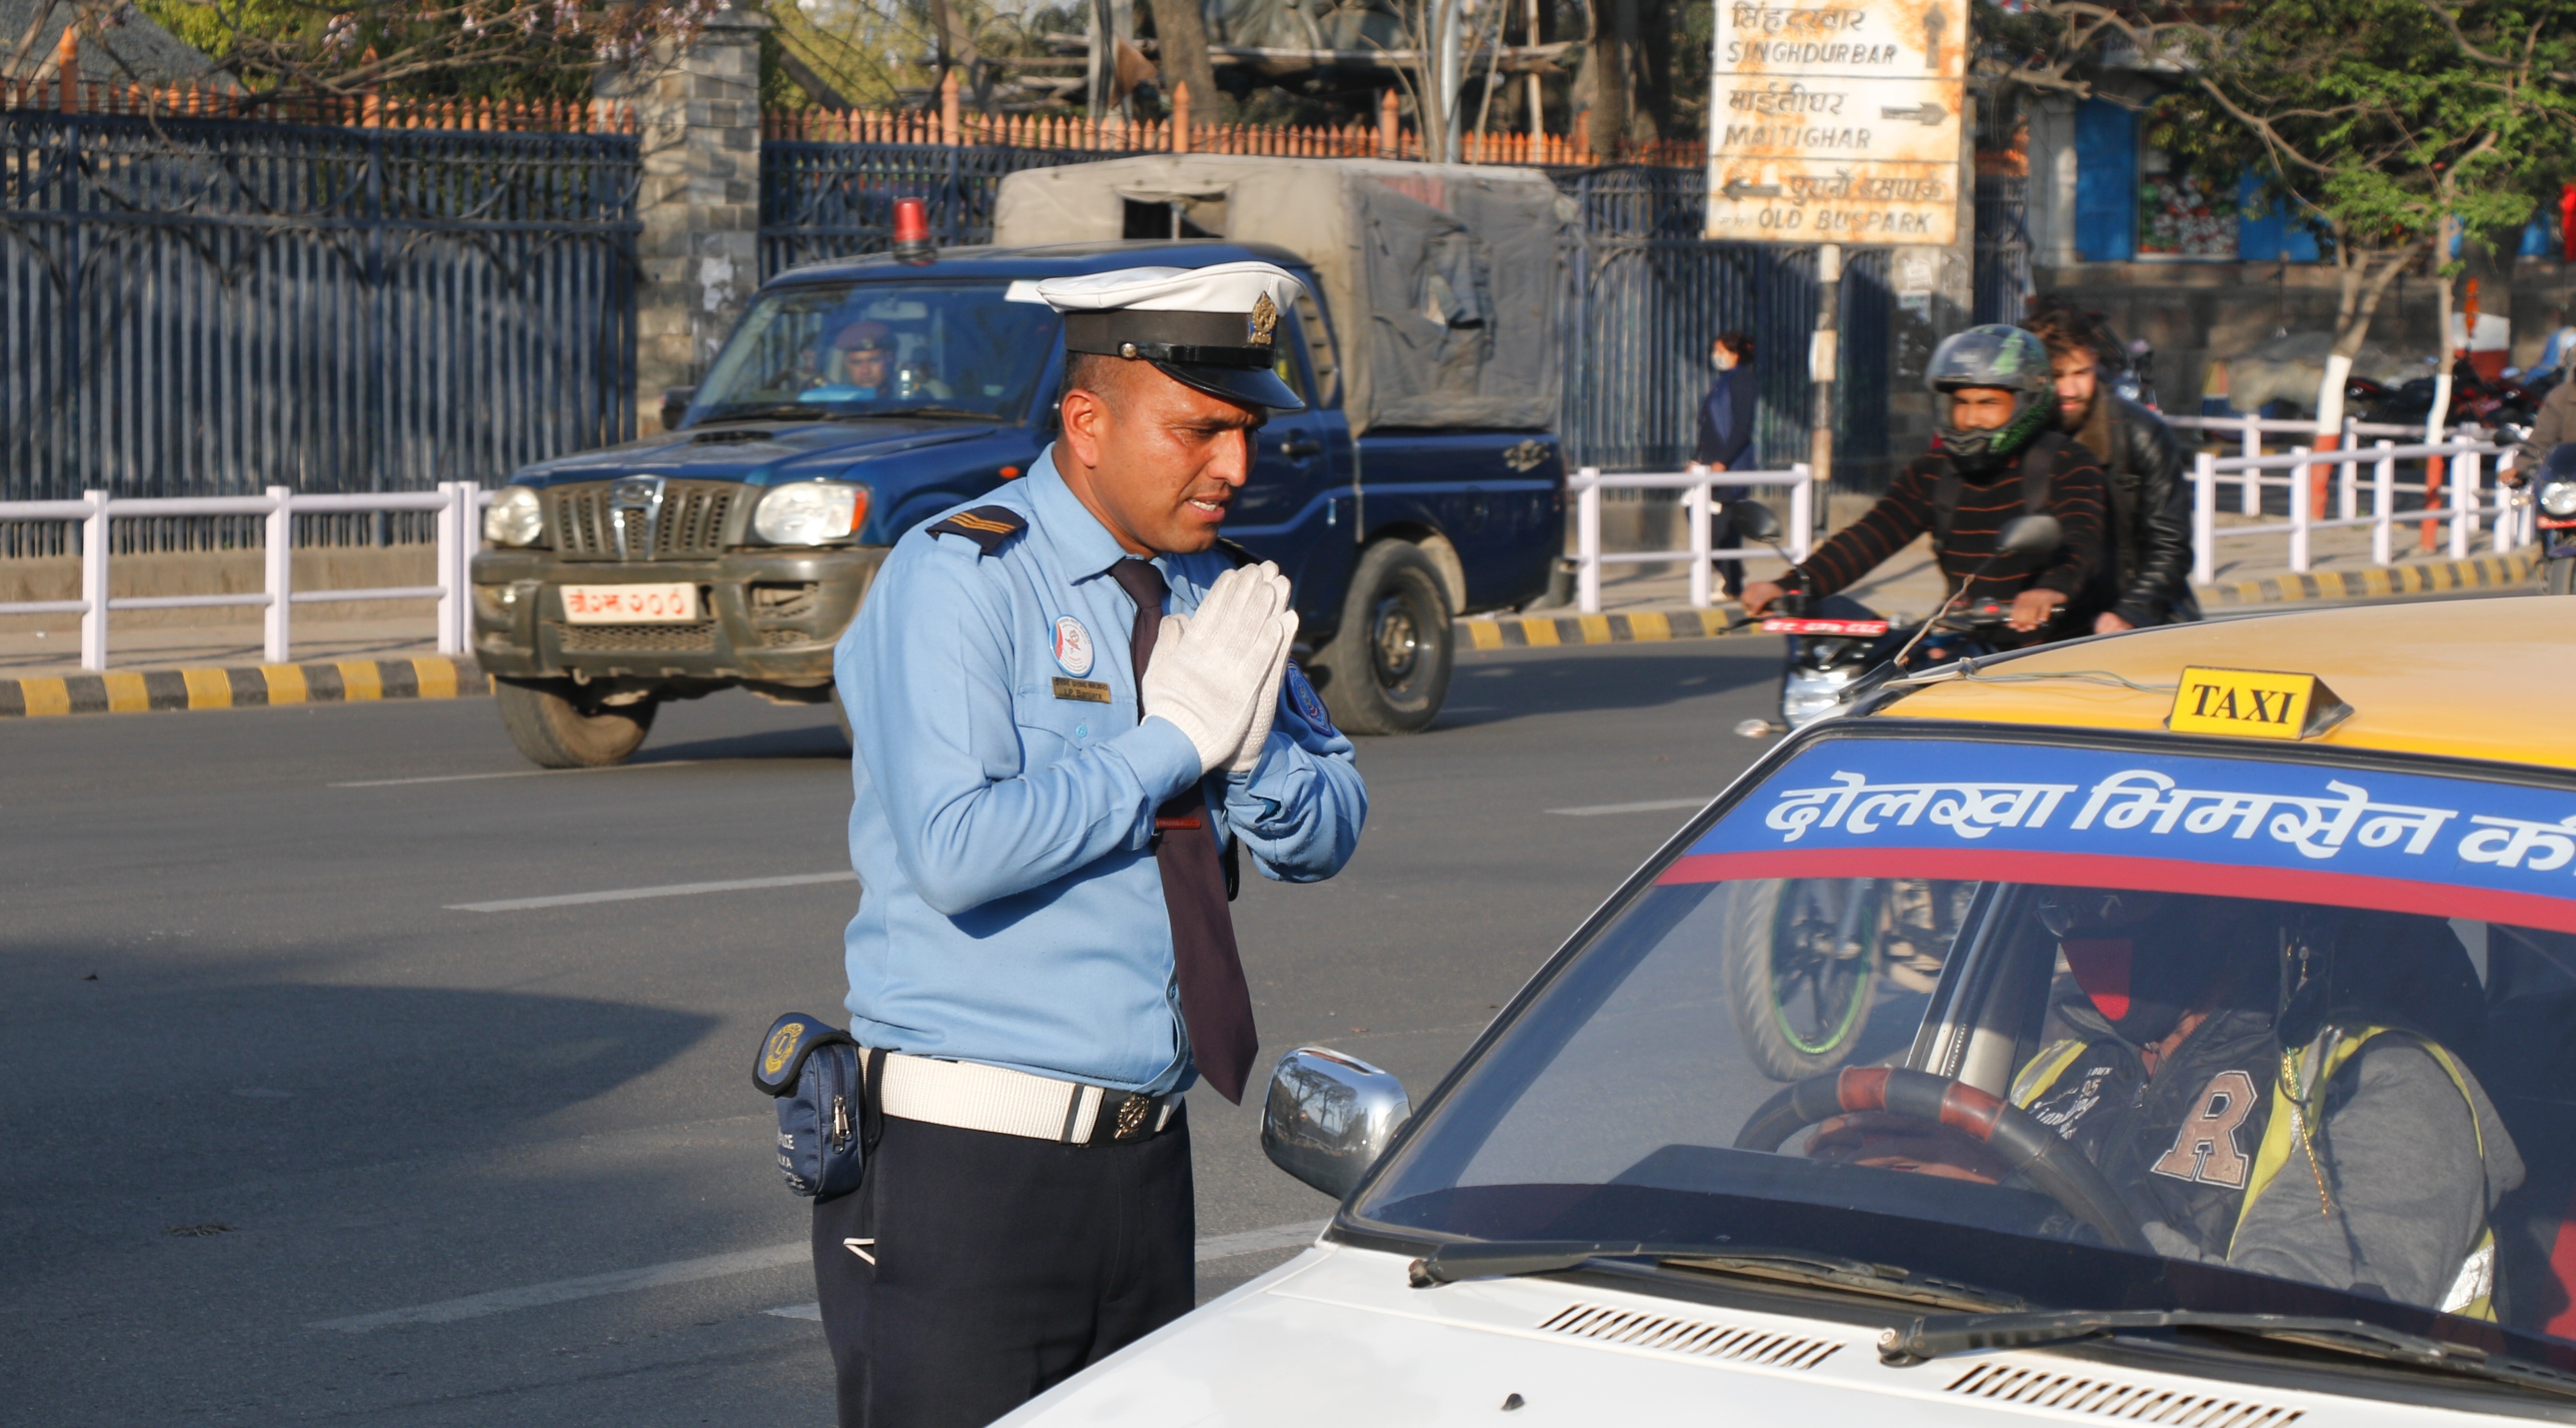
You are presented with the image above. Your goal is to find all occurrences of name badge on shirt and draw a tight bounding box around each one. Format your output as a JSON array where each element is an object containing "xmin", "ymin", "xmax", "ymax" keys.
[{"xmin": 1052, "ymin": 677, "xmax": 1112, "ymax": 703}]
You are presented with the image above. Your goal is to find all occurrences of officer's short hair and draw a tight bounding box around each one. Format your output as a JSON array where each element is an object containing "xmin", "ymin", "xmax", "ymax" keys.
[{"xmin": 1060, "ymin": 351, "xmax": 1128, "ymax": 410}]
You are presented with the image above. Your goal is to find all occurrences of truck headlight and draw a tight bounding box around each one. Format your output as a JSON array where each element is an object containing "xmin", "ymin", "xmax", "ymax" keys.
[
  {"xmin": 484, "ymin": 486, "xmax": 545, "ymax": 547},
  {"xmin": 2542, "ymin": 481, "xmax": 2576, "ymax": 517},
  {"xmin": 754, "ymin": 481, "xmax": 869, "ymax": 545}
]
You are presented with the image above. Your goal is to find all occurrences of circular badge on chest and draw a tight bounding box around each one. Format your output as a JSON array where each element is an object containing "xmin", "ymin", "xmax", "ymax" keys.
[{"xmin": 1053, "ymin": 615, "xmax": 1095, "ymax": 676}]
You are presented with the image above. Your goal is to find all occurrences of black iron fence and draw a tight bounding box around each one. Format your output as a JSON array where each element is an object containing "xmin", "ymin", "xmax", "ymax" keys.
[
  {"xmin": 1975, "ymin": 175, "xmax": 2033, "ymax": 327},
  {"xmin": 1, "ymin": 113, "xmax": 638, "ymax": 552},
  {"xmin": 761, "ymin": 141, "xmax": 1112, "ymax": 276},
  {"xmin": 1559, "ymin": 165, "xmax": 1893, "ymax": 486}
]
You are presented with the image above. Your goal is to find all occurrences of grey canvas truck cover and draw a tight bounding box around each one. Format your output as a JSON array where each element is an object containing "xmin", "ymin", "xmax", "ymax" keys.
[{"xmin": 993, "ymin": 156, "xmax": 1573, "ymax": 434}]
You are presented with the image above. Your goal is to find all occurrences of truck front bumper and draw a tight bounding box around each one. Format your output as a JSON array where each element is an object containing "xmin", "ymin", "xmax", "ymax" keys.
[{"xmin": 470, "ymin": 547, "xmax": 887, "ymax": 686}]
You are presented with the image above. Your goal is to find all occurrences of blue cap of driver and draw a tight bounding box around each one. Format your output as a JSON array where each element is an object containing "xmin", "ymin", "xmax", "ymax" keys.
[{"xmin": 1034, "ymin": 261, "xmax": 1308, "ymax": 413}]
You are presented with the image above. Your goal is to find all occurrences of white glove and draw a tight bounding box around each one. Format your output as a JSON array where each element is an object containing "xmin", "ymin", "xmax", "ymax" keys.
[
  {"xmin": 1231, "ymin": 604, "xmax": 1299, "ymax": 774},
  {"xmin": 1141, "ymin": 564, "xmax": 1288, "ymax": 777}
]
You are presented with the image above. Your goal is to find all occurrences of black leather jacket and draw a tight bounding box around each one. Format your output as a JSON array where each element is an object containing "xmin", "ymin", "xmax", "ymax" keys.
[{"xmin": 2087, "ymin": 395, "xmax": 2197, "ymax": 626}]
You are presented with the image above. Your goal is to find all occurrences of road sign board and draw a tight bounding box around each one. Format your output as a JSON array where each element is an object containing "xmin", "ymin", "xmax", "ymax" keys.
[{"xmin": 1705, "ymin": 0, "xmax": 1968, "ymax": 244}]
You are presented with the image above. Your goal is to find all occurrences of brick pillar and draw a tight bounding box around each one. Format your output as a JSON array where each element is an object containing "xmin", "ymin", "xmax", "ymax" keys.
[{"xmin": 603, "ymin": 3, "xmax": 768, "ymax": 436}]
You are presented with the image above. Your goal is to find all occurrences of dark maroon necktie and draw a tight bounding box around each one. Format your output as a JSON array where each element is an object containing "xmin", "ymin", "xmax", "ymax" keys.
[{"xmin": 1110, "ymin": 558, "xmax": 1259, "ymax": 1103}]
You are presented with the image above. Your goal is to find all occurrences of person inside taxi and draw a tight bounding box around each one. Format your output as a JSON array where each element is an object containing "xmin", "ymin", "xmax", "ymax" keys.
[{"xmin": 1810, "ymin": 892, "xmax": 2522, "ymax": 1316}]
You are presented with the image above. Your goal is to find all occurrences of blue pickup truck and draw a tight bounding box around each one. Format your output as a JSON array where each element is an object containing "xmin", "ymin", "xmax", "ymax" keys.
[{"xmin": 472, "ymin": 161, "xmax": 1567, "ymax": 766}]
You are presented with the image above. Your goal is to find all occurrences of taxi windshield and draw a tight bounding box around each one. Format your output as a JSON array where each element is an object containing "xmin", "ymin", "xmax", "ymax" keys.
[
  {"xmin": 1357, "ymin": 728, "xmax": 2576, "ymax": 1352},
  {"xmin": 692, "ymin": 280, "xmax": 1059, "ymax": 425}
]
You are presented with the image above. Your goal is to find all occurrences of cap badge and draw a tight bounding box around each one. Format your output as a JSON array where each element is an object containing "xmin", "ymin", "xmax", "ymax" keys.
[{"xmin": 1247, "ymin": 294, "xmax": 1278, "ymax": 348}]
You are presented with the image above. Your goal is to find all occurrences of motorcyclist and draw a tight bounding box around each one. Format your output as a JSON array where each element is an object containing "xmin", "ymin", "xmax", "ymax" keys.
[
  {"xmin": 2023, "ymin": 297, "xmax": 2198, "ymax": 631},
  {"xmin": 2515, "ymin": 375, "xmax": 2576, "ymax": 477},
  {"xmin": 1813, "ymin": 892, "xmax": 2522, "ymax": 1318},
  {"xmin": 1739, "ymin": 326, "xmax": 2108, "ymax": 646}
]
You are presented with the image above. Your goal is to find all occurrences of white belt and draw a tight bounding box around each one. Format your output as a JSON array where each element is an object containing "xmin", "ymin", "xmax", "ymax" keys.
[{"xmin": 874, "ymin": 1052, "xmax": 1180, "ymax": 1145}]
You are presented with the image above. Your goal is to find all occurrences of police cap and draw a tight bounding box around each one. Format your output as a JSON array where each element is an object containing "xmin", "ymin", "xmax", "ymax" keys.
[{"xmin": 1035, "ymin": 261, "xmax": 1307, "ymax": 412}]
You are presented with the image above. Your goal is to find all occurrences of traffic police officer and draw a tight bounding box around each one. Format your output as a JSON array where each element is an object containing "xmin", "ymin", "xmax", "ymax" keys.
[{"xmin": 820, "ymin": 260, "xmax": 1369, "ymax": 1427}]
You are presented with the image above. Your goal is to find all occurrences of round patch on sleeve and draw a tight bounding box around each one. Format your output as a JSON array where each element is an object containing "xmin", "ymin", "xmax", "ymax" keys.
[
  {"xmin": 1053, "ymin": 615, "xmax": 1095, "ymax": 676},
  {"xmin": 1286, "ymin": 661, "xmax": 1335, "ymax": 735}
]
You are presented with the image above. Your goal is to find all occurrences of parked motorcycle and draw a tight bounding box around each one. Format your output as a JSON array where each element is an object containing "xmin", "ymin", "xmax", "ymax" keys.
[
  {"xmin": 2349, "ymin": 359, "xmax": 2540, "ymax": 430},
  {"xmin": 2532, "ymin": 444, "xmax": 2576, "ymax": 595},
  {"xmin": 1717, "ymin": 503, "xmax": 2063, "ymax": 1079}
]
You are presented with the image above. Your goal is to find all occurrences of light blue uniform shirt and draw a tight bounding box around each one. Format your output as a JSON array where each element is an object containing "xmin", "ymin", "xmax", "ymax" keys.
[{"xmin": 835, "ymin": 450, "xmax": 1368, "ymax": 1093}]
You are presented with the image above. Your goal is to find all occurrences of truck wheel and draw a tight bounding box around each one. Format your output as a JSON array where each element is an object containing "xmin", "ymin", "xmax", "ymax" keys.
[
  {"xmin": 494, "ymin": 679, "xmax": 657, "ymax": 768},
  {"xmin": 1317, "ymin": 539, "xmax": 1453, "ymax": 735}
]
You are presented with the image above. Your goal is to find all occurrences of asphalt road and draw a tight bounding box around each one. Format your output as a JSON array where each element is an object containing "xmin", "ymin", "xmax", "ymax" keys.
[{"xmin": 0, "ymin": 634, "xmax": 1787, "ymax": 1426}]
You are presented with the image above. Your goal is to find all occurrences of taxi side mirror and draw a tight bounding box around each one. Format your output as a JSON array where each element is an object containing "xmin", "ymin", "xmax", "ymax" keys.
[{"xmin": 1261, "ymin": 1047, "xmax": 1410, "ymax": 1201}]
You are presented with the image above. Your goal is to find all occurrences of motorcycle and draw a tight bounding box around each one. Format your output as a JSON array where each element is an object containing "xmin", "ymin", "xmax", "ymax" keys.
[
  {"xmin": 2532, "ymin": 444, "xmax": 2576, "ymax": 595},
  {"xmin": 2349, "ymin": 359, "xmax": 2541, "ymax": 431},
  {"xmin": 1716, "ymin": 501, "xmax": 2062, "ymax": 1079}
]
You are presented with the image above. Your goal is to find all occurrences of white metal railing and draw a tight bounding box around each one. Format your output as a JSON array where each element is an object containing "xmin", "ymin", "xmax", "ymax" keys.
[
  {"xmin": 1570, "ymin": 465, "xmax": 1813, "ymax": 614},
  {"xmin": 0, "ymin": 484, "xmax": 490, "ymax": 671},
  {"xmin": 2166, "ymin": 414, "xmax": 2518, "ymax": 521},
  {"xmin": 2189, "ymin": 438, "xmax": 2525, "ymax": 584}
]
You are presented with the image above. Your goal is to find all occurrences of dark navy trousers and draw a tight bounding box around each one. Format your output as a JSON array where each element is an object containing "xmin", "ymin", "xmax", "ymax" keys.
[{"xmin": 810, "ymin": 1108, "xmax": 1195, "ymax": 1428}]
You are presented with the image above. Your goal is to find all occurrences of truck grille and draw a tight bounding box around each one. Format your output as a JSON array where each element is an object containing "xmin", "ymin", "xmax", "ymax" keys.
[
  {"xmin": 546, "ymin": 480, "xmax": 739, "ymax": 561},
  {"xmin": 553, "ymin": 621, "xmax": 720, "ymax": 653}
]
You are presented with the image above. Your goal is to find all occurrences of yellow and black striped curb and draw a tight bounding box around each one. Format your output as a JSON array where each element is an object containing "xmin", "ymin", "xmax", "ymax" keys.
[
  {"xmin": 0, "ymin": 657, "xmax": 490, "ymax": 718},
  {"xmin": 1457, "ymin": 551, "xmax": 2542, "ymax": 649},
  {"xmin": 1459, "ymin": 605, "xmax": 1750, "ymax": 650},
  {"xmin": 2197, "ymin": 551, "xmax": 2536, "ymax": 608}
]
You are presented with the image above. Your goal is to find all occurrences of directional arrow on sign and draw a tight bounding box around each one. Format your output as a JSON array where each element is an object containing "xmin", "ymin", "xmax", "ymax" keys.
[
  {"xmin": 1879, "ymin": 102, "xmax": 1948, "ymax": 124},
  {"xmin": 1721, "ymin": 178, "xmax": 1785, "ymax": 200}
]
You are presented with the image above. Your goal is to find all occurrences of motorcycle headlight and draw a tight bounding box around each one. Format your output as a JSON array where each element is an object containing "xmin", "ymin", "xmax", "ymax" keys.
[
  {"xmin": 2542, "ymin": 481, "xmax": 2576, "ymax": 517},
  {"xmin": 753, "ymin": 481, "xmax": 869, "ymax": 546},
  {"xmin": 483, "ymin": 485, "xmax": 545, "ymax": 547}
]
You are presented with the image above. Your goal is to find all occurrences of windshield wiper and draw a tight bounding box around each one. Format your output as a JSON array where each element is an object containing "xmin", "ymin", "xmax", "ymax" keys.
[
  {"xmin": 864, "ymin": 405, "xmax": 999, "ymax": 421},
  {"xmin": 1884, "ymin": 1309, "xmax": 2576, "ymax": 1400},
  {"xmin": 697, "ymin": 405, "xmax": 831, "ymax": 423},
  {"xmin": 1408, "ymin": 1241, "xmax": 2021, "ymax": 1313}
]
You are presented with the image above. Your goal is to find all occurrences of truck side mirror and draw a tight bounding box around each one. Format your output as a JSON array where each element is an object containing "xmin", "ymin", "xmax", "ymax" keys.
[
  {"xmin": 1262, "ymin": 1047, "xmax": 1410, "ymax": 1201},
  {"xmin": 660, "ymin": 386, "xmax": 697, "ymax": 433}
]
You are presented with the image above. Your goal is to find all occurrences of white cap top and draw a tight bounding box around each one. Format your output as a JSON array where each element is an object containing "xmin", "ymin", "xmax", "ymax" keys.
[{"xmin": 1032, "ymin": 260, "xmax": 1305, "ymax": 316}]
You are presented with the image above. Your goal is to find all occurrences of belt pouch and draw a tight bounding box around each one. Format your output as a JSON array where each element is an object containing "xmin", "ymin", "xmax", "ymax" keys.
[{"xmin": 752, "ymin": 1013, "xmax": 882, "ymax": 1198}]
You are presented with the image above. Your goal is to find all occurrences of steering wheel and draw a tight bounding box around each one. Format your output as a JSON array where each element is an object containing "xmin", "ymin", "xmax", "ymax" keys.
[{"xmin": 1733, "ymin": 1066, "xmax": 2154, "ymax": 1254}]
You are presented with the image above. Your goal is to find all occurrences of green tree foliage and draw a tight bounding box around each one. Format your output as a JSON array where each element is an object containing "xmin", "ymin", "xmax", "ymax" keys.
[
  {"xmin": 1981, "ymin": 0, "xmax": 2575, "ymax": 369},
  {"xmin": 130, "ymin": 0, "xmax": 724, "ymax": 101}
]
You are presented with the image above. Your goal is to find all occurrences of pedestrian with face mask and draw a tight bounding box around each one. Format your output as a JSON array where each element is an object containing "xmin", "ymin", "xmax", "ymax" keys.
[{"xmin": 1688, "ymin": 331, "xmax": 1760, "ymax": 600}]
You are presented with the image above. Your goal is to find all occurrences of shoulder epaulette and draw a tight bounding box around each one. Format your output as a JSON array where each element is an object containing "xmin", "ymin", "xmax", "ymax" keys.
[
  {"xmin": 1213, "ymin": 537, "xmax": 1262, "ymax": 570},
  {"xmin": 926, "ymin": 505, "xmax": 1027, "ymax": 556}
]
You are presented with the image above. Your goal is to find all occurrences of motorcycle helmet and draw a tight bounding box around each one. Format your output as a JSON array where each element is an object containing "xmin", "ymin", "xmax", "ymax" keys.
[{"xmin": 1928, "ymin": 325, "xmax": 2054, "ymax": 469}]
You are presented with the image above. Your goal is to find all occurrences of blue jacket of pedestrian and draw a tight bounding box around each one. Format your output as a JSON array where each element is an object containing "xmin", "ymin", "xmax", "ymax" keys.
[{"xmin": 1693, "ymin": 363, "xmax": 1758, "ymax": 470}]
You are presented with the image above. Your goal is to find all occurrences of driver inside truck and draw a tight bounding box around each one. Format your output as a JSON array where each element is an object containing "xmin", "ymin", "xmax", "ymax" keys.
[
  {"xmin": 806, "ymin": 319, "xmax": 954, "ymax": 403},
  {"xmin": 1809, "ymin": 891, "xmax": 2521, "ymax": 1318}
]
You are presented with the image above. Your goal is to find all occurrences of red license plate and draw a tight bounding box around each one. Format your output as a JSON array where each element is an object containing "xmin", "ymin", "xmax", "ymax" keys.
[{"xmin": 1762, "ymin": 617, "xmax": 1890, "ymax": 636}]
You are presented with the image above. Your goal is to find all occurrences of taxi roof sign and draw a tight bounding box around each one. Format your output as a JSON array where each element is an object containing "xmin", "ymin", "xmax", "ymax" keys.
[{"xmin": 2167, "ymin": 666, "xmax": 2353, "ymax": 741}]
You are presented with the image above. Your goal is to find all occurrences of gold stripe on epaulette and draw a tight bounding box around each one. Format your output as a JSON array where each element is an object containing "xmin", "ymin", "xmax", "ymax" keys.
[{"xmin": 949, "ymin": 514, "xmax": 1017, "ymax": 533}]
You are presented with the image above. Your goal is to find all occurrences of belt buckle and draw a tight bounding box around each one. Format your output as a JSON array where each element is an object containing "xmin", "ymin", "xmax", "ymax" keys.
[{"xmin": 1094, "ymin": 1091, "xmax": 1158, "ymax": 1145}]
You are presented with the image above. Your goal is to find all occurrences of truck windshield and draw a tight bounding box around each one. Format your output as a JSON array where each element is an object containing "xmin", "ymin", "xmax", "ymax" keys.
[
  {"xmin": 1357, "ymin": 728, "xmax": 2576, "ymax": 1363},
  {"xmin": 692, "ymin": 281, "xmax": 1059, "ymax": 425}
]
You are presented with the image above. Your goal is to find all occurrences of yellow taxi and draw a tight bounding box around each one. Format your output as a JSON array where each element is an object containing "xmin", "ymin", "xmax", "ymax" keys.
[{"xmin": 1012, "ymin": 598, "xmax": 2576, "ymax": 1426}]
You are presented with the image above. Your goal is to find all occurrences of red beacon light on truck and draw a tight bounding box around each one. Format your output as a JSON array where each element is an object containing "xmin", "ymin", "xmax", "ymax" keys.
[{"xmin": 891, "ymin": 198, "xmax": 935, "ymax": 265}]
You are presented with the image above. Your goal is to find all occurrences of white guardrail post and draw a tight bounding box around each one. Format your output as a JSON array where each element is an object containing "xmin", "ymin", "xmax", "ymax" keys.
[
  {"xmin": 2192, "ymin": 451, "xmax": 2216, "ymax": 587},
  {"xmin": 2286, "ymin": 447, "xmax": 2312, "ymax": 574},
  {"xmin": 2239, "ymin": 417, "xmax": 2262, "ymax": 515},
  {"xmin": 1789, "ymin": 463, "xmax": 1814, "ymax": 565},
  {"xmin": 2339, "ymin": 417, "xmax": 2359, "ymax": 521},
  {"xmin": 435, "ymin": 482, "xmax": 463, "ymax": 656},
  {"xmin": 1686, "ymin": 475, "xmax": 1712, "ymax": 608},
  {"xmin": 79, "ymin": 490, "xmax": 109, "ymax": 672},
  {"xmin": 264, "ymin": 486, "xmax": 294, "ymax": 666},
  {"xmin": 2373, "ymin": 440, "xmax": 2396, "ymax": 566},
  {"xmin": 1575, "ymin": 467, "xmax": 1601, "ymax": 614},
  {"xmin": 2452, "ymin": 449, "xmax": 2479, "ymax": 560},
  {"xmin": 2494, "ymin": 452, "xmax": 2520, "ymax": 555}
]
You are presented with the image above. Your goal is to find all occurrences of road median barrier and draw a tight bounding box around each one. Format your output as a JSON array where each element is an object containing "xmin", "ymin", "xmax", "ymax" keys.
[{"xmin": 0, "ymin": 657, "xmax": 490, "ymax": 718}]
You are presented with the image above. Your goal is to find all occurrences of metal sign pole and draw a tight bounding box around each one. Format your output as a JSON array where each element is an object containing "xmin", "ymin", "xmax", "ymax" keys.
[{"xmin": 1810, "ymin": 242, "xmax": 1841, "ymax": 531}]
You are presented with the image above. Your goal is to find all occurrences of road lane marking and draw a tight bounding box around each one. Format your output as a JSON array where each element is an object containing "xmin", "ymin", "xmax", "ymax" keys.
[
  {"xmin": 318, "ymin": 1219, "xmax": 1331, "ymax": 1333},
  {"xmin": 334, "ymin": 760, "xmax": 702, "ymax": 788},
  {"xmin": 1547, "ymin": 797, "xmax": 1709, "ymax": 816},
  {"xmin": 448, "ymin": 870, "xmax": 856, "ymax": 912},
  {"xmin": 759, "ymin": 1220, "xmax": 1329, "ymax": 1324}
]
